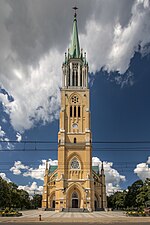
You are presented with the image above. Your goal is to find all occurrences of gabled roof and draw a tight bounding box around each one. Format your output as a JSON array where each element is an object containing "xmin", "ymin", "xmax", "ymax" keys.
[
  {"xmin": 92, "ymin": 166, "xmax": 99, "ymax": 174},
  {"xmin": 48, "ymin": 165, "xmax": 99, "ymax": 175},
  {"xmin": 49, "ymin": 165, "xmax": 58, "ymax": 174}
]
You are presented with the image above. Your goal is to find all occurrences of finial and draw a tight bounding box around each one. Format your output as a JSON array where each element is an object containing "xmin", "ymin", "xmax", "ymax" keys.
[
  {"xmin": 46, "ymin": 160, "xmax": 48, "ymax": 170},
  {"xmin": 68, "ymin": 48, "xmax": 70, "ymax": 58},
  {"xmin": 73, "ymin": 6, "xmax": 78, "ymax": 18},
  {"xmin": 65, "ymin": 52, "xmax": 67, "ymax": 63},
  {"xmin": 101, "ymin": 161, "xmax": 104, "ymax": 170},
  {"xmin": 84, "ymin": 52, "xmax": 86, "ymax": 64},
  {"xmin": 81, "ymin": 48, "xmax": 83, "ymax": 59}
]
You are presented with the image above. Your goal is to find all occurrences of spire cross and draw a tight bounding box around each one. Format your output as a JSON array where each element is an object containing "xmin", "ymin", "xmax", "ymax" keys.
[{"xmin": 73, "ymin": 6, "xmax": 78, "ymax": 17}]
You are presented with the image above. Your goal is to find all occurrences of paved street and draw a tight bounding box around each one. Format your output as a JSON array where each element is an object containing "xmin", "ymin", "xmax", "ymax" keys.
[
  {"xmin": 0, "ymin": 210, "xmax": 150, "ymax": 224},
  {"xmin": 0, "ymin": 222, "xmax": 150, "ymax": 225}
]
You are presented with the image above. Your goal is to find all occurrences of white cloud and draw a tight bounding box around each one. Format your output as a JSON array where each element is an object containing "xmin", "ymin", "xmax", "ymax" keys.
[
  {"xmin": 10, "ymin": 161, "xmax": 29, "ymax": 175},
  {"xmin": 48, "ymin": 159, "xmax": 58, "ymax": 166},
  {"xmin": 147, "ymin": 157, "xmax": 150, "ymax": 164},
  {"xmin": 18, "ymin": 182, "xmax": 43, "ymax": 196},
  {"xmin": 10, "ymin": 159, "xmax": 58, "ymax": 180},
  {"xmin": 2, "ymin": 118, "xmax": 7, "ymax": 123},
  {"xmin": 0, "ymin": 50, "xmax": 61, "ymax": 132},
  {"xmin": 81, "ymin": 0, "xmax": 150, "ymax": 74},
  {"xmin": 23, "ymin": 160, "xmax": 46, "ymax": 180},
  {"xmin": 92, "ymin": 157, "xmax": 126, "ymax": 195},
  {"xmin": 23, "ymin": 159, "xmax": 58, "ymax": 180},
  {"xmin": 0, "ymin": 0, "xmax": 150, "ymax": 132},
  {"xmin": 114, "ymin": 71, "xmax": 135, "ymax": 88},
  {"xmin": 0, "ymin": 126, "xmax": 5, "ymax": 138},
  {"xmin": 107, "ymin": 183, "xmax": 123, "ymax": 195},
  {"xmin": 0, "ymin": 126, "xmax": 14, "ymax": 150},
  {"xmin": 0, "ymin": 172, "xmax": 11, "ymax": 182},
  {"xmin": 134, "ymin": 156, "xmax": 150, "ymax": 181},
  {"xmin": 16, "ymin": 132, "xmax": 22, "ymax": 142}
]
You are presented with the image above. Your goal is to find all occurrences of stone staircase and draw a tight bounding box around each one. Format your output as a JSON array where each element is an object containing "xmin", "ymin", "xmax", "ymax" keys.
[{"xmin": 62, "ymin": 208, "xmax": 88, "ymax": 212}]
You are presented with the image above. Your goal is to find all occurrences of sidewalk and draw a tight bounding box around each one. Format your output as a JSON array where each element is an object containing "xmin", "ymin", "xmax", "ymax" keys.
[{"xmin": 0, "ymin": 210, "xmax": 150, "ymax": 223}]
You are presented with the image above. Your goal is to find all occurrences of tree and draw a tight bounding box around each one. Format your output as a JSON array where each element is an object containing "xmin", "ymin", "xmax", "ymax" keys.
[
  {"xmin": 136, "ymin": 178, "xmax": 150, "ymax": 209},
  {"xmin": 31, "ymin": 194, "xmax": 42, "ymax": 209},
  {"xmin": 108, "ymin": 191, "xmax": 127, "ymax": 209},
  {"xmin": 0, "ymin": 176, "xmax": 31, "ymax": 209},
  {"xmin": 125, "ymin": 180, "xmax": 143, "ymax": 209},
  {"xmin": 0, "ymin": 177, "xmax": 11, "ymax": 208},
  {"xmin": 108, "ymin": 179, "xmax": 149, "ymax": 210},
  {"xmin": 18, "ymin": 189, "xmax": 31, "ymax": 209},
  {"xmin": 8, "ymin": 182, "xmax": 20, "ymax": 208}
]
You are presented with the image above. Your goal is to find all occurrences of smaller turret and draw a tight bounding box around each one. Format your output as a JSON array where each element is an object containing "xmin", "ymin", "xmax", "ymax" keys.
[
  {"xmin": 45, "ymin": 160, "xmax": 49, "ymax": 175},
  {"xmin": 101, "ymin": 161, "xmax": 104, "ymax": 176},
  {"xmin": 100, "ymin": 161, "xmax": 107, "ymax": 209},
  {"xmin": 42, "ymin": 160, "xmax": 49, "ymax": 209}
]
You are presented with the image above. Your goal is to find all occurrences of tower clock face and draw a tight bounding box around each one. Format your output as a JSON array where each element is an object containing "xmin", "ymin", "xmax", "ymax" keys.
[
  {"xmin": 72, "ymin": 123, "xmax": 78, "ymax": 128},
  {"xmin": 71, "ymin": 159, "xmax": 80, "ymax": 169}
]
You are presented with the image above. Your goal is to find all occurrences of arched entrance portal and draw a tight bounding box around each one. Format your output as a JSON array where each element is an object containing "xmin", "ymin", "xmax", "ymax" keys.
[
  {"xmin": 66, "ymin": 185, "xmax": 82, "ymax": 209},
  {"xmin": 71, "ymin": 192, "xmax": 79, "ymax": 208}
]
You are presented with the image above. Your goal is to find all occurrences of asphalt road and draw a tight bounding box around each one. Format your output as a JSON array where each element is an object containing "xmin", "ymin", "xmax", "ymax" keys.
[{"xmin": 0, "ymin": 223, "xmax": 150, "ymax": 225}]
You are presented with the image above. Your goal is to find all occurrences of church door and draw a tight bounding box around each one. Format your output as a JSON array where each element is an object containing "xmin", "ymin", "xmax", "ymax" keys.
[
  {"xmin": 71, "ymin": 192, "xmax": 79, "ymax": 208},
  {"xmin": 72, "ymin": 199, "xmax": 78, "ymax": 208}
]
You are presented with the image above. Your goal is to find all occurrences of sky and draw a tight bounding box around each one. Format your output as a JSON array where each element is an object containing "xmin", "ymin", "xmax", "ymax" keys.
[{"xmin": 0, "ymin": 0, "xmax": 150, "ymax": 196}]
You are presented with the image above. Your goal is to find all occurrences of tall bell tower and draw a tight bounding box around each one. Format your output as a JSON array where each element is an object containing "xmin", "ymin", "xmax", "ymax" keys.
[{"xmin": 55, "ymin": 8, "xmax": 94, "ymax": 211}]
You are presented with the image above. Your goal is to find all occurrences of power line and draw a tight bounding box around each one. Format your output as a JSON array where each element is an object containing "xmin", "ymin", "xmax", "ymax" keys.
[
  {"xmin": 1, "ymin": 140, "xmax": 150, "ymax": 144},
  {"xmin": 0, "ymin": 148, "xmax": 150, "ymax": 152}
]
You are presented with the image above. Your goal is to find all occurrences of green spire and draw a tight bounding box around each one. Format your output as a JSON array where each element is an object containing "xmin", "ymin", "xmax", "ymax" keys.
[{"xmin": 69, "ymin": 12, "xmax": 80, "ymax": 58}]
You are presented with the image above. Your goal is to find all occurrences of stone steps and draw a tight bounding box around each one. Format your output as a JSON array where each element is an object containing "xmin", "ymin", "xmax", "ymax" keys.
[{"xmin": 62, "ymin": 208, "xmax": 88, "ymax": 212}]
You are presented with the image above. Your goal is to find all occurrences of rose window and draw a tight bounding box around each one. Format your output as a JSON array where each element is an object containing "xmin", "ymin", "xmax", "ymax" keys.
[{"xmin": 70, "ymin": 158, "xmax": 80, "ymax": 169}]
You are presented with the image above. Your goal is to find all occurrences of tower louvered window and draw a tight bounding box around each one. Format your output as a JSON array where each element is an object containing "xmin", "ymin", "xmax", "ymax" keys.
[
  {"xmin": 78, "ymin": 106, "xmax": 80, "ymax": 117},
  {"xmin": 74, "ymin": 106, "xmax": 76, "ymax": 117},
  {"xmin": 70, "ymin": 106, "xmax": 72, "ymax": 117},
  {"xmin": 70, "ymin": 95, "xmax": 81, "ymax": 119}
]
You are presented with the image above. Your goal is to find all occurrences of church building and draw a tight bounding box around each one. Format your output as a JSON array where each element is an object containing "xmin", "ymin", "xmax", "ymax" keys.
[{"xmin": 42, "ymin": 9, "xmax": 107, "ymax": 212}]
